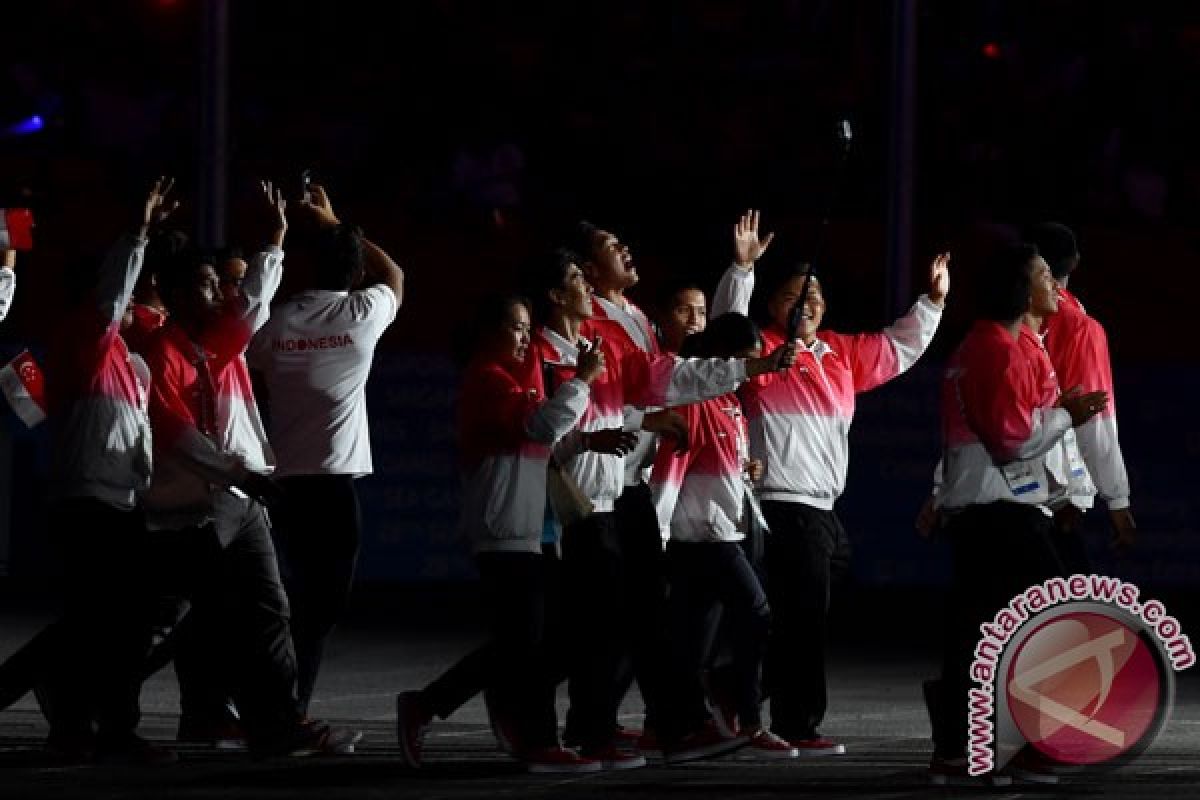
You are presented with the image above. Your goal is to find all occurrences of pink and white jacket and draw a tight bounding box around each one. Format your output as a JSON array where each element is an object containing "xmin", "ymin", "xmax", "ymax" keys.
[
  {"xmin": 534, "ymin": 326, "xmax": 749, "ymax": 514},
  {"xmin": 935, "ymin": 321, "xmax": 1073, "ymax": 512},
  {"xmin": 713, "ymin": 264, "xmax": 942, "ymax": 510},
  {"xmin": 141, "ymin": 247, "xmax": 283, "ymax": 529},
  {"xmin": 457, "ymin": 352, "xmax": 589, "ymax": 555},
  {"xmin": 1043, "ymin": 287, "xmax": 1130, "ymax": 511},
  {"xmin": 47, "ymin": 235, "xmax": 152, "ymax": 510},
  {"xmin": 591, "ymin": 295, "xmax": 661, "ymax": 487},
  {"xmin": 650, "ymin": 393, "xmax": 760, "ymax": 542}
]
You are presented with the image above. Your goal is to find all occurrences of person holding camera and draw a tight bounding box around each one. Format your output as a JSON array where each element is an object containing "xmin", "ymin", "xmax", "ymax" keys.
[{"xmin": 247, "ymin": 181, "xmax": 403, "ymax": 717}]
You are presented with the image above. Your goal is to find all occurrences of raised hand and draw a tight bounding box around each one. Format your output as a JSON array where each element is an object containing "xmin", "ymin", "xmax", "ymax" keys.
[
  {"xmin": 927, "ymin": 251, "xmax": 951, "ymax": 306},
  {"xmin": 734, "ymin": 209, "xmax": 775, "ymax": 268},
  {"xmin": 575, "ymin": 335, "xmax": 606, "ymax": 383},
  {"xmin": 299, "ymin": 183, "xmax": 340, "ymax": 229},
  {"xmin": 139, "ymin": 176, "xmax": 179, "ymax": 236},
  {"xmin": 259, "ymin": 180, "xmax": 288, "ymax": 246}
]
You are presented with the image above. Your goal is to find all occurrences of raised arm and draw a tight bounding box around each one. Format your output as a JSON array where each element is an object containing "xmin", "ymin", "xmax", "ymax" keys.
[{"xmin": 712, "ymin": 209, "xmax": 773, "ymax": 317}]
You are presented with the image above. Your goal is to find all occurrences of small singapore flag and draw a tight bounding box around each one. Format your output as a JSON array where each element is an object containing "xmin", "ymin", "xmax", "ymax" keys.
[{"xmin": 0, "ymin": 350, "xmax": 46, "ymax": 428}]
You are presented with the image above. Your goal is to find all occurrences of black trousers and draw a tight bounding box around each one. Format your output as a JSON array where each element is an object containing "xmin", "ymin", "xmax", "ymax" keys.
[
  {"xmin": 420, "ymin": 550, "xmax": 560, "ymax": 750},
  {"xmin": 272, "ymin": 474, "xmax": 363, "ymax": 716},
  {"xmin": 156, "ymin": 500, "xmax": 303, "ymax": 750},
  {"xmin": 612, "ymin": 482, "xmax": 670, "ymax": 729},
  {"xmin": 929, "ymin": 501, "xmax": 1065, "ymax": 758},
  {"xmin": 39, "ymin": 499, "xmax": 162, "ymax": 745},
  {"xmin": 661, "ymin": 539, "xmax": 770, "ymax": 743},
  {"xmin": 561, "ymin": 511, "xmax": 626, "ymax": 752},
  {"xmin": 761, "ymin": 500, "xmax": 852, "ymax": 741}
]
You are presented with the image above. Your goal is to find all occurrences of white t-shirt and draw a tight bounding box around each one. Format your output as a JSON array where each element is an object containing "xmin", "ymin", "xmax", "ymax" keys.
[{"xmin": 249, "ymin": 284, "xmax": 398, "ymax": 477}]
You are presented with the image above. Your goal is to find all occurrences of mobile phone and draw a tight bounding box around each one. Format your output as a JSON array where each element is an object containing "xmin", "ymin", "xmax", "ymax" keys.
[
  {"xmin": 0, "ymin": 208, "xmax": 34, "ymax": 251},
  {"xmin": 301, "ymin": 169, "xmax": 315, "ymax": 202}
]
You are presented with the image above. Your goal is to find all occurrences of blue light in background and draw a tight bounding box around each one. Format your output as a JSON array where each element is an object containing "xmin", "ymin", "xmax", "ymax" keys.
[{"xmin": 2, "ymin": 116, "xmax": 45, "ymax": 137}]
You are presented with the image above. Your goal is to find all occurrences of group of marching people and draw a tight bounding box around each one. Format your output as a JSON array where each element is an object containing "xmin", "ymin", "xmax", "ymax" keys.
[
  {"xmin": 1, "ymin": 182, "xmax": 1133, "ymax": 784},
  {"xmin": 0, "ymin": 177, "xmax": 402, "ymax": 762}
]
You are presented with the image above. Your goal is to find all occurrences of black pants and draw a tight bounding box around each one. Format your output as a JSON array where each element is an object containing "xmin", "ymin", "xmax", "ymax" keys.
[
  {"xmin": 39, "ymin": 499, "xmax": 162, "ymax": 746},
  {"xmin": 154, "ymin": 500, "xmax": 303, "ymax": 750},
  {"xmin": 561, "ymin": 511, "xmax": 626, "ymax": 752},
  {"xmin": 703, "ymin": 507, "xmax": 768, "ymax": 701},
  {"xmin": 761, "ymin": 501, "xmax": 852, "ymax": 741},
  {"xmin": 662, "ymin": 539, "xmax": 770, "ymax": 743},
  {"xmin": 420, "ymin": 551, "xmax": 560, "ymax": 750},
  {"xmin": 929, "ymin": 502, "xmax": 1065, "ymax": 758},
  {"xmin": 271, "ymin": 474, "xmax": 363, "ymax": 716},
  {"xmin": 612, "ymin": 482, "xmax": 670, "ymax": 730}
]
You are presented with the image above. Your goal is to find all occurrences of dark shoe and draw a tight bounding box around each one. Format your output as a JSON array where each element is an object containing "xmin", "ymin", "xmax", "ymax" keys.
[
  {"xmin": 396, "ymin": 691, "xmax": 431, "ymax": 768},
  {"xmin": 663, "ymin": 720, "xmax": 748, "ymax": 764},
  {"xmin": 95, "ymin": 733, "xmax": 178, "ymax": 766},
  {"xmin": 928, "ymin": 754, "xmax": 1013, "ymax": 786},
  {"xmin": 177, "ymin": 718, "xmax": 247, "ymax": 750}
]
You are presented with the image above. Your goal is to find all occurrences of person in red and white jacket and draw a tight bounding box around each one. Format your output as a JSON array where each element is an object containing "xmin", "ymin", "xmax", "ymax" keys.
[
  {"xmin": 529, "ymin": 246, "xmax": 795, "ymax": 767},
  {"xmin": 397, "ymin": 292, "xmax": 607, "ymax": 775},
  {"xmin": 1029, "ymin": 222, "xmax": 1135, "ymax": 562},
  {"xmin": 651, "ymin": 312, "xmax": 800, "ymax": 761},
  {"xmin": 568, "ymin": 223, "xmax": 694, "ymax": 753},
  {"xmin": 712, "ymin": 211, "xmax": 950, "ymax": 755},
  {"xmin": 141, "ymin": 181, "xmax": 358, "ymax": 758},
  {"xmin": 31, "ymin": 178, "xmax": 176, "ymax": 763},
  {"xmin": 924, "ymin": 241, "xmax": 1105, "ymax": 782}
]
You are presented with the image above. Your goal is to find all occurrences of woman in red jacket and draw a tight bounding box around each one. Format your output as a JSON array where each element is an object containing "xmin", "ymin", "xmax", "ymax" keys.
[{"xmin": 396, "ymin": 291, "xmax": 606, "ymax": 774}]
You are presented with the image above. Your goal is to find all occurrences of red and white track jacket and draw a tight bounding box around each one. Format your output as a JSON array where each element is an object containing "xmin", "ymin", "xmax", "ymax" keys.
[
  {"xmin": 1043, "ymin": 287, "xmax": 1130, "ymax": 511},
  {"xmin": 457, "ymin": 352, "xmax": 590, "ymax": 555},
  {"xmin": 535, "ymin": 326, "xmax": 749, "ymax": 514},
  {"xmin": 591, "ymin": 295, "xmax": 661, "ymax": 487},
  {"xmin": 141, "ymin": 247, "xmax": 283, "ymax": 529},
  {"xmin": 47, "ymin": 235, "xmax": 152, "ymax": 510},
  {"xmin": 712, "ymin": 264, "xmax": 942, "ymax": 510},
  {"xmin": 650, "ymin": 393, "xmax": 758, "ymax": 542},
  {"xmin": 935, "ymin": 320, "xmax": 1073, "ymax": 512}
]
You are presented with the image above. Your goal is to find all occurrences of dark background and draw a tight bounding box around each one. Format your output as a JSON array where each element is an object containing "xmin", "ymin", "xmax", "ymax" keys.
[{"xmin": 2, "ymin": 1, "xmax": 1197, "ymax": 617}]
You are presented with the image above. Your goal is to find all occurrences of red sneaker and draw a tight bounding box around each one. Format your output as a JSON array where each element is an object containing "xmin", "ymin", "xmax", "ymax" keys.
[
  {"xmin": 636, "ymin": 728, "xmax": 661, "ymax": 759},
  {"xmin": 741, "ymin": 728, "xmax": 799, "ymax": 759},
  {"xmin": 581, "ymin": 743, "xmax": 646, "ymax": 771},
  {"xmin": 523, "ymin": 745, "xmax": 603, "ymax": 774}
]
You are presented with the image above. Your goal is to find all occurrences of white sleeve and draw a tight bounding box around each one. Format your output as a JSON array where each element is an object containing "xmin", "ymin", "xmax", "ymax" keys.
[
  {"xmin": 1013, "ymin": 406, "xmax": 1073, "ymax": 462},
  {"xmin": 711, "ymin": 263, "xmax": 755, "ymax": 317},
  {"xmin": 95, "ymin": 235, "xmax": 147, "ymax": 326},
  {"xmin": 1075, "ymin": 414, "xmax": 1131, "ymax": 510},
  {"xmin": 239, "ymin": 246, "xmax": 285, "ymax": 334},
  {"xmin": 345, "ymin": 284, "xmax": 400, "ymax": 340},
  {"xmin": 526, "ymin": 378, "xmax": 590, "ymax": 445},
  {"xmin": 0, "ymin": 267, "xmax": 14, "ymax": 322},
  {"xmin": 883, "ymin": 295, "xmax": 943, "ymax": 373}
]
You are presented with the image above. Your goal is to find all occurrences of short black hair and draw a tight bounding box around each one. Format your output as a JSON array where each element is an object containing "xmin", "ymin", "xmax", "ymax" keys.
[
  {"xmin": 691, "ymin": 312, "xmax": 761, "ymax": 358},
  {"xmin": 452, "ymin": 292, "xmax": 531, "ymax": 366},
  {"xmin": 312, "ymin": 223, "xmax": 365, "ymax": 290},
  {"xmin": 523, "ymin": 247, "xmax": 581, "ymax": 323},
  {"xmin": 568, "ymin": 220, "xmax": 602, "ymax": 265},
  {"xmin": 1026, "ymin": 222, "xmax": 1078, "ymax": 281},
  {"xmin": 147, "ymin": 229, "xmax": 202, "ymax": 312},
  {"xmin": 654, "ymin": 275, "xmax": 706, "ymax": 315},
  {"xmin": 977, "ymin": 241, "xmax": 1039, "ymax": 323}
]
